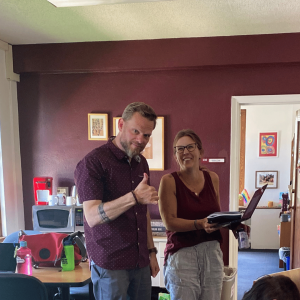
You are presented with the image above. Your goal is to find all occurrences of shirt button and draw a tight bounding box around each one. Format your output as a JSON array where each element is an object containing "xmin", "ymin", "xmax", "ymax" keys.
[
  {"xmin": 138, "ymin": 228, "xmax": 139, "ymax": 231},
  {"xmin": 138, "ymin": 243, "xmax": 139, "ymax": 246},
  {"xmin": 132, "ymin": 181, "xmax": 134, "ymax": 183},
  {"xmin": 136, "ymin": 212, "xmax": 138, "ymax": 215}
]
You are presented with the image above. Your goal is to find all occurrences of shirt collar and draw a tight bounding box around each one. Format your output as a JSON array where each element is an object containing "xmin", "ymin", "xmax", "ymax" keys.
[{"xmin": 108, "ymin": 137, "xmax": 141, "ymax": 163}]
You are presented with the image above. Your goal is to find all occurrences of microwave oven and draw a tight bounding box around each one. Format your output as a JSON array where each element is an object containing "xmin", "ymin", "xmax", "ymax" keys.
[{"xmin": 32, "ymin": 205, "xmax": 84, "ymax": 233}]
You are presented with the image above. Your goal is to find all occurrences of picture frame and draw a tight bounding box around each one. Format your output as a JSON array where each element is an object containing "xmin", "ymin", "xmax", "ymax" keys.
[
  {"xmin": 113, "ymin": 116, "xmax": 164, "ymax": 170},
  {"xmin": 113, "ymin": 117, "xmax": 120, "ymax": 136},
  {"xmin": 88, "ymin": 113, "xmax": 108, "ymax": 140},
  {"xmin": 57, "ymin": 187, "xmax": 69, "ymax": 197},
  {"xmin": 255, "ymin": 171, "xmax": 278, "ymax": 189},
  {"xmin": 259, "ymin": 132, "xmax": 278, "ymax": 157}
]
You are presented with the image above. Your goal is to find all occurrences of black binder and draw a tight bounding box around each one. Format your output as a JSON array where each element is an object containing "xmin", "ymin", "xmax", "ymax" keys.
[{"xmin": 207, "ymin": 184, "xmax": 268, "ymax": 228}]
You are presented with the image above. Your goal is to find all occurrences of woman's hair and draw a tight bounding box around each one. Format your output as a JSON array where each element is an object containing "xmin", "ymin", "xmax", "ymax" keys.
[
  {"xmin": 242, "ymin": 275, "xmax": 300, "ymax": 300},
  {"xmin": 173, "ymin": 129, "xmax": 204, "ymax": 155},
  {"xmin": 122, "ymin": 102, "xmax": 157, "ymax": 128}
]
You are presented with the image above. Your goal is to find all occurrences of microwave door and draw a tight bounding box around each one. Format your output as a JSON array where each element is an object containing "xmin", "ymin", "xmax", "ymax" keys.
[{"xmin": 32, "ymin": 206, "xmax": 75, "ymax": 233}]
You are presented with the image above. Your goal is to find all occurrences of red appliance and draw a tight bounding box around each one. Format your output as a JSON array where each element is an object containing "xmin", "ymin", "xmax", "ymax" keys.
[{"xmin": 33, "ymin": 177, "xmax": 53, "ymax": 205}]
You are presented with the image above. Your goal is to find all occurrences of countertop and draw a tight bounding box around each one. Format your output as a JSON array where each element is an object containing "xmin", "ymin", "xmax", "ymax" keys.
[{"xmin": 239, "ymin": 206, "xmax": 281, "ymax": 210}]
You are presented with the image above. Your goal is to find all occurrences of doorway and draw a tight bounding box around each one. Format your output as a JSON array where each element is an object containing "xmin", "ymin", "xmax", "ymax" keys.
[{"xmin": 230, "ymin": 95, "xmax": 300, "ymax": 300}]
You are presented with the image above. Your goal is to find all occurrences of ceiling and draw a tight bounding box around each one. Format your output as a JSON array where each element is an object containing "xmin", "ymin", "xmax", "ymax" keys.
[{"xmin": 1, "ymin": 0, "xmax": 300, "ymax": 45}]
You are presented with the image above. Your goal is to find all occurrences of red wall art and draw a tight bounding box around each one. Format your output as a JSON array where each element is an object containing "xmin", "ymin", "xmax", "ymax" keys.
[{"xmin": 259, "ymin": 132, "xmax": 278, "ymax": 157}]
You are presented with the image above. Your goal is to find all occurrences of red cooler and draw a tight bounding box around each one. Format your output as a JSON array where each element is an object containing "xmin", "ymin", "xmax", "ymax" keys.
[{"xmin": 33, "ymin": 177, "xmax": 53, "ymax": 205}]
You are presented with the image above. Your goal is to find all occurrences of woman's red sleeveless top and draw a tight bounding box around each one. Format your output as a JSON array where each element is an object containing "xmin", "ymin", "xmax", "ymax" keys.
[{"xmin": 164, "ymin": 170, "xmax": 222, "ymax": 262}]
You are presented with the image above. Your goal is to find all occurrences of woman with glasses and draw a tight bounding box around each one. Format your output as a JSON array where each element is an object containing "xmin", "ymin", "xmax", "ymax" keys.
[{"xmin": 159, "ymin": 129, "xmax": 229, "ymax": 300}]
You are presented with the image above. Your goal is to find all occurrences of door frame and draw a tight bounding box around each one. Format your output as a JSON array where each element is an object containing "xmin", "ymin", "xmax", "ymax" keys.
[
  {"xmin": 290, "ymin": 110, "xmax": 300, "ymax": 268},
  {"xmin": 230, "ymin": 94, "xmax": 300, "ymax": 299}
]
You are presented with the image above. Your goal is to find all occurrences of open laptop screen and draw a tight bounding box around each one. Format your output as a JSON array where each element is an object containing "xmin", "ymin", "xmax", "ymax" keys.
[
  {"xmin": 242, "ymin": 184, "xmax": 268, "ymax": 220},
  {"xmin": 0, "ymin": 243, "xmax": 17, "ymax": 272}
]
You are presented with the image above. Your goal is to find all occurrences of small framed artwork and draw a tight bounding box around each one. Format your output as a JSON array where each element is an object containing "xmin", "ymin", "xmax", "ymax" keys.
[
  {"xmin": 88, "ymin": 113, "xmax": 108, "ymax": 140},
  {"xmin": 259, "ymin": 132, "xmax": 278, "ymax": 157},
  {"xmin": 113, "ymin": 116, "xmax": 164, "ymax": 170},
  {"xmin": 57, "ymin": 187, "xmax": 69, "ymax": 197},
  {"xmin": 255, "ymin": 171, "xmax": 278, "ymax": 189}
]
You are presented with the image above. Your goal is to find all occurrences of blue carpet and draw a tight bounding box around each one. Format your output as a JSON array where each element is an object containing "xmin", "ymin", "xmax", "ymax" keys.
[{"xmin": 237, "ymin": 250, "xmax": 283, "ymax": 300}]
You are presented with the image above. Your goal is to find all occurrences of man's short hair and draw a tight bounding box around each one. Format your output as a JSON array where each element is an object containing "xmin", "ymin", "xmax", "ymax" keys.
[{"xmin": 122, "ymin": 102, "xmax": 157, "ymax": 129}]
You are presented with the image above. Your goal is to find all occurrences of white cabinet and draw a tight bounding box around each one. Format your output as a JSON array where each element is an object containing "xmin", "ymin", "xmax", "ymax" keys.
[
  {"xmin": 250, "ymin": 208, "xmax": 280, "ymax": 249},
  {"xmin": 151, "ymin": 237, "xmax": 167, "ymax": 288}
]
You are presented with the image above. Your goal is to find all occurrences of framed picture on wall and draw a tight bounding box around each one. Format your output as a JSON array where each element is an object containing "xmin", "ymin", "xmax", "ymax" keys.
[
  {"xmin": 113, "ymin": 117, "xmax": 120, "ymax": 136},
  {"xmin": 259, "ymin": 132, "xmax": 278, "ymax": 157},
  {"xmin": 88, "ymin": 113, "xmax": 108, "ymax": 140},
  {"xmin": 255, "ymin": 171, "xmax": 278, "ymax": 189},
  {"xmin": 113, "ymin": 116, "xmax": 165, "ymax": 170}
]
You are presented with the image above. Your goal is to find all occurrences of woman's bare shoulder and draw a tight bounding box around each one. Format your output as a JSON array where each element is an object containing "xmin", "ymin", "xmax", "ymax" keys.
[
  {"xmin": 161, "ymin": 173, "xmax": 175, "ymax": 183},
  {"xmin": 207, "ymin": 170, "xmax": 219, "ymax": 182},
  {"xmin": 159, "ymin": 173, "xmax": 176, "ymax": 198}
]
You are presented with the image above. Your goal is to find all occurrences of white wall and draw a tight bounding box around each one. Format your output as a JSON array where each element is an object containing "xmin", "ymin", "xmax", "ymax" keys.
[
  {"xmin": 0, "ymin": 46, "xmax": 24, "ymax": 236},
  {"xmin": 243, "ymin": 104, "xmax": 300, "ymax": 206}
]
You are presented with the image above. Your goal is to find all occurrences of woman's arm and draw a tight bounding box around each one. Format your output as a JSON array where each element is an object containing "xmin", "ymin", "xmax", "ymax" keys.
[
  {"xmin": 158, "ymin": 174, "xmax": 216, "ymax": 233},
  {"xmin": 209, "ymin": 171, "xmax": 221, "ymax": 207}
]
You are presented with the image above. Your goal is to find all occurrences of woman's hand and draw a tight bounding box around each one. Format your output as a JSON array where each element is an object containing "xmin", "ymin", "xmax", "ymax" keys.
[{"xmin": 197, "ymin": 218, "xmax": 220, "ymax": 234}]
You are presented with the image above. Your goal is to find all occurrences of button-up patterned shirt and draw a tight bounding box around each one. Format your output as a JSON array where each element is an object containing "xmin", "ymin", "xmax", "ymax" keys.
[{"xmin": 74, "ymin": 138, "xmax": 149, "ymax": 270}]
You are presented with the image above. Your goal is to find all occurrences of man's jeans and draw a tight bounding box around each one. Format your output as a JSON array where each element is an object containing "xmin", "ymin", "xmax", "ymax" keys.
[{"xmin": 91, "ymin": 264, "xmax": 151, "ymax": 300}]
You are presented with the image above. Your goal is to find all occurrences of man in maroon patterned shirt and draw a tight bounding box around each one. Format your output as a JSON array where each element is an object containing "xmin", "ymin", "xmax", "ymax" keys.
[{"xmin": 74, "ymin": 102, "xmax": 160, "ymax": 300}]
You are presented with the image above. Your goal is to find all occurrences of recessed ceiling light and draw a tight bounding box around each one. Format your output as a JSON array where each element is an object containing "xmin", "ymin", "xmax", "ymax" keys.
[{"xmin": 47, "ymin": 0, "xmax": 173, "ymax": 7}]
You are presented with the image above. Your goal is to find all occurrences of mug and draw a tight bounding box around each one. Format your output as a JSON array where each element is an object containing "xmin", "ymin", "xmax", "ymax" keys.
[
  {"xmin": 37, "ymin": 190, "xmax": 49, "ymax": 203},
  {"xmin": 48, "ymin": 195, "xmax": 59, "ymax": 206},
  {"xmin": 66, "ymin": 196, "xmax": 75, "ymax": 206},
  {"xmin": 57, "ymin": 193, "xmax": 66, "ymax": 205}
]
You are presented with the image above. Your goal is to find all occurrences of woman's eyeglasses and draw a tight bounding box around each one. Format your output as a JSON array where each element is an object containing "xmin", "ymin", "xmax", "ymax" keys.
[{"xmin": 174, "ymin": 143, "xmax": 197, "ymax": 154}]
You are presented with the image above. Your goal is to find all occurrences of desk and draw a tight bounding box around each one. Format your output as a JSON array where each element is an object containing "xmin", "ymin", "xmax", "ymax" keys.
[{"xmin": 32, "ymin": 261, "xmax": 93, "ymax": 300}]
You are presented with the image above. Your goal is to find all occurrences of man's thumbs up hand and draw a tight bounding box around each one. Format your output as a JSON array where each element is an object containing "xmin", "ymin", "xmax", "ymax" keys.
[{"xmin": 134, "ymin": 173, "xmax": 159, "ymax": 205}]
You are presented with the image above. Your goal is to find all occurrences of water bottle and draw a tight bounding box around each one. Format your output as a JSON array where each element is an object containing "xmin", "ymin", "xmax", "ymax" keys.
[
  {"xmin": 16, "ymin": 241, "xmax": 32, "ymax": 275},
  {"xmin": 61, "ymin": 238, "xmax": 75, "ymax": 271}
]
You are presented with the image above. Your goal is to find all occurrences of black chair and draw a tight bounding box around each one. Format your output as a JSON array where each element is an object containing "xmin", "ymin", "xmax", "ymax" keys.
[{"xmin": 0, "ymin": 272, "xmax": 48, "ymax": 300}]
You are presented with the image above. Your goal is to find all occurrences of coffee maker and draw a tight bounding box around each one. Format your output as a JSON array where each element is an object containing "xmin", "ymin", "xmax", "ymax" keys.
[{"xmin": 33, "ymin": 177, "xmax": 53, "ymax": 205}]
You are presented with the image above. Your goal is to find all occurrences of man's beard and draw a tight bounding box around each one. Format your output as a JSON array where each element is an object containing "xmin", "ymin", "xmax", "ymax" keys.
[{"xmin": 120, "ymin": 138, "xmax": 145, "ymax": 159}]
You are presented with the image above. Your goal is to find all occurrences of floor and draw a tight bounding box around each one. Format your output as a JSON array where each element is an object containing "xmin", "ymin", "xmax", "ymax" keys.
[{"xmin": 237, "ymin": 249, "xmax": 283, "ymax": 300}]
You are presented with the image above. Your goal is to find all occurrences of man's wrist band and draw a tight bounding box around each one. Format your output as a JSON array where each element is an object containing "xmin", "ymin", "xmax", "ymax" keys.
[
  {"xmin": 131, "ymin": 191, "xmax": 139, "ymax": 205},
  {"xmin": 148, "ymin": 247, "xmax": 158, "ymax": 255},
  {"xmin": 194, "ymin": 219, "xmax": 200, "ymax": 230}
]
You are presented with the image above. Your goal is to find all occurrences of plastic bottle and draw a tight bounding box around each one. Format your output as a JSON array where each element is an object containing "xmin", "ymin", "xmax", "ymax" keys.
[
  {"xmin": 61, "ymin": 238, "xmax": 75, "ymax": 271},
  {"xmin": 16, "ymin": 241, "xmax": 32, "ymax": 276},
  {"xmin": 237, "ymin": 228, "xmax": 250, "ymax": 249}
]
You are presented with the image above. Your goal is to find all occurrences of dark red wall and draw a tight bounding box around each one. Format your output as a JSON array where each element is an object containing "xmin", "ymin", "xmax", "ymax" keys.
[{"xmin": 14, "ymin": 33, "xmax": 300, "ymax": 264}]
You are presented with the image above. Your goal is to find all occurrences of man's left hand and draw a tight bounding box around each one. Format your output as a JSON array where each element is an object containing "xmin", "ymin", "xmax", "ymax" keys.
[{"xmin": 149, "ymin": 253, "xmax": 160, "ymax": 278}]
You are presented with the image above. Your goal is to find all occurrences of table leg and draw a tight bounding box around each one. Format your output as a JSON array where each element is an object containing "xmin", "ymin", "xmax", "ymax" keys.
[{"xmin": 60, "ymin": 286, "xmax": 70, "ymax": 300}]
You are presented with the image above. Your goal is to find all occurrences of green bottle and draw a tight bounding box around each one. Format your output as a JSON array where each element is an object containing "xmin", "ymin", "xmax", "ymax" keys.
[{"xmin": 61, "ymin": 239, "xmax": 75, "ymax": 271}]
